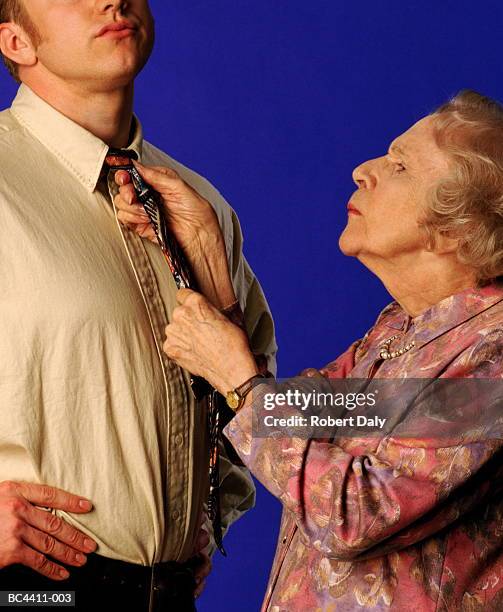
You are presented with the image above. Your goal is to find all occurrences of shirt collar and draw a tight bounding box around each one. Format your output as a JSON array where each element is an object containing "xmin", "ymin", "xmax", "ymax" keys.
[
  {"xmin": 380, "ymin": 281, "xmax": 503, "ymax": 346},
  {"xmin": 10, "ymin": 83, "xmax": 143, "ymax": 193}
]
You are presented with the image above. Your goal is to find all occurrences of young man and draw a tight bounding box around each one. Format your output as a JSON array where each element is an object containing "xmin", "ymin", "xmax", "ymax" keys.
[{"xmin": 0, "ymin": 1, "xmax": 276, "ymax": 610}]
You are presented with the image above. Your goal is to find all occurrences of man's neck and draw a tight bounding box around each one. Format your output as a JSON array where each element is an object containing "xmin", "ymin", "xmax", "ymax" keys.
[
  {"xmin": 20, "ymin": 74, "xmax": 134, "ymax": 148},
  {"xmin": 359, "ymin": 251, "xmax": 477, "ymax": 318}
]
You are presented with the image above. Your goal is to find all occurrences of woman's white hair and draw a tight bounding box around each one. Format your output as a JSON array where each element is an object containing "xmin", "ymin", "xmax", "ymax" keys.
[{"xmin": 422, "ymin": 90, "xmax": 503, "ymax": 284}]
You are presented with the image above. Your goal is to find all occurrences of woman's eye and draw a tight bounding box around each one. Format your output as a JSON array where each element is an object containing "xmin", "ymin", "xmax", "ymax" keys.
[{"xmin": 394, "ymin": 162, "xmax": 406, "ymax": 173}]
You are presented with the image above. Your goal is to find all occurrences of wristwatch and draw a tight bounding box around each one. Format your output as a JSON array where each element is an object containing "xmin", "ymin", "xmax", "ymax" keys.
[{"xmin": 225, "ymin": 374, "xmax": 267, "ymax": 412}]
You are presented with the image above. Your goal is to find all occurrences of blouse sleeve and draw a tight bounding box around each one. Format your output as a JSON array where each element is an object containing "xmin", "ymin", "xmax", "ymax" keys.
[{"xmin": 223, "ymin": 337, "xmax": 503, "ymax": 560}]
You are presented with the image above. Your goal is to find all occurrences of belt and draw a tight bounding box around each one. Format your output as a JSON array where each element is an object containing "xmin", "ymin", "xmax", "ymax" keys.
[
  {"xmin": 0, "ymin": 553, "xmax": 197, "ymax": 612},
  {"xmin": 88, "ymin": 553, "xmax": 196, "ymax": 588}
]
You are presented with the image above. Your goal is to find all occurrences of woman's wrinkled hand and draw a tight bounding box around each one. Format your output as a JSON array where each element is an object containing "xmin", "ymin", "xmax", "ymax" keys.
[
  {"xmin": 299, "ymin": 367, "xmax": 330, "ymax": 378},
  {"xmin": 163, "ymin": 289, "xmax": 259, "ymax": 394},
  {"xmin": 113, "ymin": 163, "xmax": 237, "ymax": 309},
  {"xmin": 113, "ymin": 162, "xmax": 222, "ymax": 254}
]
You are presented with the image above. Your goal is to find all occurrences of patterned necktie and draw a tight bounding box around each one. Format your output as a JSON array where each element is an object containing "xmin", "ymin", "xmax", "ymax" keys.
[{"xmin": 105, "ymin": 148, "xmax": 227, "ymax": 556}]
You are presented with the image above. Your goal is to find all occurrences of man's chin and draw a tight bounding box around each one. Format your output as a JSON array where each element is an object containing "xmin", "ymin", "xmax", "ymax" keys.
[
  {"xmin": 91, "ymin": 63, "xmax": 143, "ymax": 89},
  {"xmin": 96, "ymin": 47, "xmax": 151, "ymax": 84}
]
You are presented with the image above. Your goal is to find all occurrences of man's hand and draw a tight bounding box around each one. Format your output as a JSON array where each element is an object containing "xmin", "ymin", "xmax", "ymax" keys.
[
  {"xmin": 0, "ymin": 481, "xmax": 97, "ymax": 581},
  {"xmin": 190, "ymin": 512, "xmax": 212, "ymax": 599},
  {"xmin": 163, "ymin": 289, "xmax": 259, "ymax": 395}
]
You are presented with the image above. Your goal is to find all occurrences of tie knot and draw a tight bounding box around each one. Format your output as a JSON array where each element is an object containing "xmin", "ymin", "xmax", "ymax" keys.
[{"xmin": 105, "ymin": 148, "xmax": 139, "ymax": 170}]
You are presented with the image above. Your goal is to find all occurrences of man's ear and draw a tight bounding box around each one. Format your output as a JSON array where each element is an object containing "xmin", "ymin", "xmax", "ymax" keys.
[{"xmin": 0, "ymin": 22, "xmax": 37, "ymax": 69}]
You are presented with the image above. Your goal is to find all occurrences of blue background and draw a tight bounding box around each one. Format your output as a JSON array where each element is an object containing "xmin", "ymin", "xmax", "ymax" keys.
[{"xmin": 1, "ymin": 1, "xmax": 502, "ymax": 610}]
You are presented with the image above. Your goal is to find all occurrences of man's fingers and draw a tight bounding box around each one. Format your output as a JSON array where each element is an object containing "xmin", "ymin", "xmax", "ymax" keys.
[
  {"xmin": 22, "ymin": 525, "xmax": 88, "ymax": 568},
  {"xmin": 5, "ymin": 482, "xmax": 93, "ymax": 514},
  {"xmin": 25, "ymin": 506, "xmax": 97, "ymax": 554},
  {"xmin": 193, "ymin": 553, "xmax": 212, "ymax": 598},
  {"xmin": 194, "ymin": 579, "xmax": 206, "ymax": 599},
  {"xmin": 193, "ymin": 528, "xmax": 210, "ymax": 554},
  {"xmin": 193, "ymin": 552, "xmax": 212, "ymax": 580},
  {"xmin": 17, "ymin": 544, "xmax": 70, "ymax": 581}
]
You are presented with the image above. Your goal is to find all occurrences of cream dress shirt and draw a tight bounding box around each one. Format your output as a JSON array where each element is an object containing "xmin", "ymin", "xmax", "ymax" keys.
[{"xmin": 0, "ymin": 84, "xmax": 277, "ymax": 565}]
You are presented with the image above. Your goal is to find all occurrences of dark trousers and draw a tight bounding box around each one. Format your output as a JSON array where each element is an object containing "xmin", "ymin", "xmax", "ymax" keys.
[{"xmin": 0, "ymin": 553, "xmax": 197, "ymax": 611}]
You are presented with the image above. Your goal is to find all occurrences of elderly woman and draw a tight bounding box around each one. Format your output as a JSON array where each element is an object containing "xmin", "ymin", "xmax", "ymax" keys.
[{"xmin": 114, "ymin": 90, "xmax": 503, "ymax": 611}]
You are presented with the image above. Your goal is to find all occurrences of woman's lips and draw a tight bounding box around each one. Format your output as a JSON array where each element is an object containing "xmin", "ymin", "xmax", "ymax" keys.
[{"xmin": 347, "ymin": 203, "xmax": 362, "ymax": 215}]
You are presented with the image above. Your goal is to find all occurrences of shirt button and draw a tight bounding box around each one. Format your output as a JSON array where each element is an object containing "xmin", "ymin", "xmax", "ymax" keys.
[
  {"xmin": 175, "ymin": 434, "xmax": 184, "ymax": 446},
  {"xmin": 171, "ymin": 509, "xmax": 180, "ymax": 521}
]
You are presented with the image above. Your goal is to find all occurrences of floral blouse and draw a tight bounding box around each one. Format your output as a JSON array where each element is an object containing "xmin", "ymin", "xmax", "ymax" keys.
[{"xmin": 224, "ymin": 283, "xmax": 503, "ymax": 611}]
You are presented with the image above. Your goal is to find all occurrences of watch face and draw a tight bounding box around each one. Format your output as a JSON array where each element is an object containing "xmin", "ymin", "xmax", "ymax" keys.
[{"xmin": 226, "ymin": 391, "xmax": 241, "ymax": 410}]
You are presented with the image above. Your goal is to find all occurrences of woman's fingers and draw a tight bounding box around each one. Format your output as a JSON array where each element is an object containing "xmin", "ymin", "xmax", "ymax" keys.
[
  {"xmin": 113, "ymin": 169, "xmax": 131, "ymax": 186},
  {"xmin": 299, "ymin": 367, "xmax": 327, "ymax": 378},
  {"xmin": 114, "ymin": 189, "xmax": 157, "ymax": 241},
  {"xmin": 162, "ymin": 290, "xmax": 258, "ymax": 394},
  {"xmin": 114, "ymin": 161, "xmax": 181, "ymax": 196},
  {"xmin": 114, "ymin": 184, "xmax": 150, "ymax": 225},
  {"xmin": 113, "ymin": 161, "xmax": 223, "ymax": 261},
  {"xmin": 132, "ymin": 162, "xmax": 183, "ymax": 198},
  {"xmin": 115, "ymin": 183, "xmax": 138, "ymax": 207},
  {"xmin": 116, "ymin": 208, "xmax": 150, "ymax": 226},
  {"xmin": 164, "ymin": 323, "xmax": 192, "ymax": 353},
  {"xmin": 175, "ymin": 288, "xmax": 197, "ymax": 306},
  {"xmin": 133, "ymin": 161, "xmax": 181, "ymax": 186},
  {"xmin": 175, "ymin": 289, "xmax": 224, "ymax": 321}
]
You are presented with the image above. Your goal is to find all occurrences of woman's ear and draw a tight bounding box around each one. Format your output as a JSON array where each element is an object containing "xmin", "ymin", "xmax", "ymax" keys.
[
  {"xmin": 0, "ymin": 22, "xmax": 37, "ymax": 70},
  {"xmin": 430, "ymin": 229, "xmax": 460, "ymax": 255}
]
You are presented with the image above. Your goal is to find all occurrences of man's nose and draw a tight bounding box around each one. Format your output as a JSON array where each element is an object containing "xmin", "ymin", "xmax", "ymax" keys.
[
  {"xmin": 352, "ymin": 159, "xmax": 378, "ymax": 190},
  {"xmin": 96, "ymin": 0, "xmax": 128, "ymax": 13}
]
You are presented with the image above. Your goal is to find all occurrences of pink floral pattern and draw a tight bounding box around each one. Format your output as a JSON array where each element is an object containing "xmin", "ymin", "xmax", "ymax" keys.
[{"xmin": 224, "ymin": 283, "xmax": 503, "ymax": 611}]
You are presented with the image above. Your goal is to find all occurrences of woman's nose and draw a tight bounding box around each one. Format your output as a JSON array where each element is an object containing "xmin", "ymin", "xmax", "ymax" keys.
[{"xmin": 352, "ymin": 159, "xmax": 378, "ymax": 190}]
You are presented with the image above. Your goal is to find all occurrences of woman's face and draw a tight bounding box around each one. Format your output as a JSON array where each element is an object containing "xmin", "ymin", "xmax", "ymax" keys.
[{"xmin": 339, "ymin": 116, "xmax": 451, "ymax": 267}]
